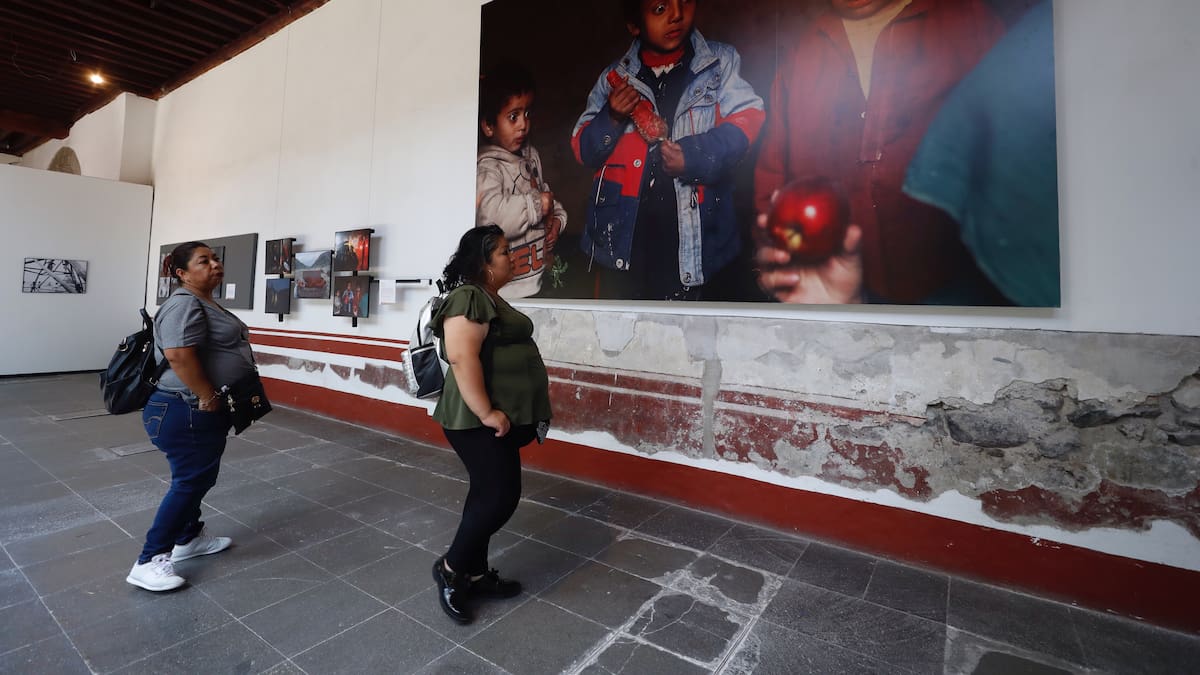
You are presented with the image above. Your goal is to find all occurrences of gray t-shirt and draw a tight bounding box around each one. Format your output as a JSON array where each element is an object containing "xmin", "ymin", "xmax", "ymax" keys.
[{"xmin": 154, "ymin": 288, "xmax": 256, "ymax": 400}]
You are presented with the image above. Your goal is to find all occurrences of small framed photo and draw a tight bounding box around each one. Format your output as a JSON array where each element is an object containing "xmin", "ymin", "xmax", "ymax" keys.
[
  {"xmin": 333, "ymin": 228, "xmax": 373, "ymax": 273},
  {"xmin": 332, "ymin": 275, "xmax": 371, "ymax": 318},
  {"xmin": 293, "ymin": 250, "xmax": 332, "ymax": 299},
  {"xmin": 265, "ymin": 278, "xmax": 293, "ymax": 314},
  {"xmin": 265, "ymin": 238, "xmax": 295, "ymax": 275}
]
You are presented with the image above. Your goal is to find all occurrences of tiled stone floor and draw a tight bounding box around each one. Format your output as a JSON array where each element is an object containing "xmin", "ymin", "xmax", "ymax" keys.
[{"xmin": 1, "ymin": 374, "xmax": 1198, "ymax": 674}]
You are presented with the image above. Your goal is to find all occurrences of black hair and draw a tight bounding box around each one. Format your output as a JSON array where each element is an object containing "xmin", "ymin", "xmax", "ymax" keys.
[
  {"xmin": 442, "ymin": 225, "xmax": 506, "ymax": 290},
  {"xmin": 168, "ymin": 241, "xmax": 211, "ymax": 281},
  {"xmin": 478, "ymin": 62, "xmax": 536, "ymax": 128},
  {"xmin": 622, "ymin": 0, "xmax": 701, "ymax": 30}
]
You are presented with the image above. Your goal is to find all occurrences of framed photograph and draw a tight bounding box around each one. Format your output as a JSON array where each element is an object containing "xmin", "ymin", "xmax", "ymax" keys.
[
  {"xmin": 333, "ymin": 228, "xmax": 373, "ymax": 273},
  {"xmin": 332, "ymin": 275, "xmax": 371, "ymax": 318},
  {"xmin": 22, "ymin": 258, "xmax": 88, "ymax": 293},
  {"xmin": 265, "ymin": 238, "xmax": 295, "ymax": 275},
  {"xmin": 293, "ymin": 250, "xmax": 332, "ymax": 299},
  {"xmin": 265, "ymin": 278, "xmax": 292, "ymax": 314}
]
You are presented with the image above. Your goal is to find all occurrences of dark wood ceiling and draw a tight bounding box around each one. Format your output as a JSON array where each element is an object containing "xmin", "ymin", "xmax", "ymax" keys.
[{"xmin": 0, "ymin": 0, "xmax": 330, "ymax": 156}]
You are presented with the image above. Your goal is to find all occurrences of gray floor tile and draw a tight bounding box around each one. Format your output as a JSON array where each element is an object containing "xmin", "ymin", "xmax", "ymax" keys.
[
  {"xmin": 0, "ymin": 568, "xmax": 36, "ymax": 610},
  {"xmin": 789, "ymin": 542, "xmax": 878, "ymax": 596},
  {"xmin": 111, "ymin": 620, "xmax": 285, "ymax": 675},
  {"xmin": 5, "ymin": 518, "xmax": 131, "ymax": 567},
  {"xmin": 343, "ymin": 545, "xmax": 437, "ymax": 605},
  {"xmin": 325, "ymin": 456, "xmax": 401, "ymax": 482},
  {"xmin": 531, "ymin": 513, "xmax": 622, "ymax": 558},
  {"xmin": 724, "ymin": 618, "xmax": 895, "ymax": 675},
  {"xmin": 0, "ymin": 634, "xmax": 90, "ymax": 675},
  {"xmin": 42, "ymin": 572, "xmax": 167, "ymax": 632},
  {"xmin": 520, "ymin": 470, "xmax": 565, "ymax": 498},
  {"xmin": 166, "ymin": 517, "xmax": 289, "ymax": 585},
  {"xmin": 337, "ymin": 489, "xmax": 424, "ymax": 525},
  {"xmin": 224, "ymin": 492, "xmax": 325, "ymax": 533},
  {"xmin": 57, "ymin": 460, "xmax": 151, "ymax": 493},
  {"xmin": 292, "ymin": 609, "xmax": 454, "ymax": 674},
  {"xmin": 237, "ymin": 424, "xmax": 318, "ymax": 451},
  {"xmin": 374, "ymin": 503, "xmax": 462, "ymax": 547},
  {"xmin": 501, "ymin": 499, "xmax": 569, "ymax": 537},
  {"xmin": 220, "ymin": 436, "xmax": 280, "ymax": 461},
  {"xmin": 489, "ymin": 538, "xmax": 588, "ymax": 596},
  {"xmin": 0, "ymin": 492, "xmax": 103, "ymax": 545},
  {"xmin": 524, "ymin": 480, "xmax": 609, "ymax": 512},
  {"xmin": 201, "ymin": 478, "xmax": 291, "ymax": 513},
  {"xmin": 1072, "ymin": 607, "xmax": 1200, "ymax": 675},
  {"xmin": 635, "ymin": 505, "xmax": 734, "ymax": 552},
  {"xmin": 421, "ymin": 522, "xmax": 523, "ymax": 561},
  {"xmin": 230, "ymin": 452, "xmax": 314, "ymax": 481},
  {"xmin": 259, "ymin": 660, "xmax": 307, "ymax": 675},
  {"xmin": 540, "ymin": 560, "xmax": 663, "ymax": 628},
  {"xmin": 69, "ymin": 590, "xmax": 232, "ymax": 673},
  {"xmin": 629, "ymin": 592, "xmax": 745, "ymax": 665},
  {"xmin": 865, "ymin": 560, "xmax": 949, "ymax": 623},
  {"xmin": 944, "ymin": 627, "xmax": 1085, "ymax": 675},
  {"xmin": 465, "ymin": 598, "xmax": 609, "ymax": 675},
  {"xmin": 296, "ymin": 525, "xmax": 409, "ymax": 576},
  {"xmin": 579, "ymin": 491, "xmax": 667, "ymax": 530},
  {"xmin": 22, "ymin": 537, "xmax": 141, "ymax": 596},
  {"xmin": 592, "ymin": 535, "xmax": 699, "ymax": 582},
  {"xmin": 272, "ymin": 467, "xmax": 383, "ymax": 508},
  {"xmin": 948, "ymin": 580, "xmax": 1085, "ymax": 664},
  {"xmin": 200, "ymin": 552, "xmax": 331, "ymax": 618},
  {"xmin": 258, "ymin": 506, "xmax": 362, "ymax": 550},
  {"xmin": 685, "ymin": 555, "xmax": 768, "ymax": 606},
  {"xmin": 0, "ymin": 598, "xmax": 62, "ymax": 654},
  {"xmin": 241, "ymin": 580, "xmax": 388, "ymax": 657},
  {"xmin": 413, "ymin": 647, "xmax": 508, "ymax": 675},
  {"xmin": 763, "ymin": 578, "xmax": 946, "ymax": 674},
  {"xmin": 79, "ymin": 476, "xmax": 168, "ymax": 518},
  {"xmin": 581, "ymin": 636, "xmax": 709, "ymax": 675},
  {"xmin": 707, "ymin": 523, "xmax": 809, "ymax": 576},
  {"xmin": 284, "ymin": 440, "xmax": 367, "ymax": 466}
]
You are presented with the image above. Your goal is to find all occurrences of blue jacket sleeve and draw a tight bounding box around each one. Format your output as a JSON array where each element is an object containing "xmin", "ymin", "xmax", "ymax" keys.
[
  {"xmin": 676, "ymin": 46, "xmax": 764, "ymax": 184},
  {"xmin": 573, "ymin": 68, "xmax": 630, "ymax": 168}
]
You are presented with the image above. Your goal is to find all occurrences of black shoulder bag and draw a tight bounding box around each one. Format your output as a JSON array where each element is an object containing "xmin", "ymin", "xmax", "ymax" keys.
[{"xmin": 100, "ymin": 309, "xmax": 171, "ymax": 415}]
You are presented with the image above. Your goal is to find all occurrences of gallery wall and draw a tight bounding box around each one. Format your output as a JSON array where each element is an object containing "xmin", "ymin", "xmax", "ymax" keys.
[
  {"xmin": 0, "ymin": 164, "xmax": 153, "ymax": 375},
  {"xmin": 22, "ymin": 0, "xmax": 1200, "ymax": 617}
]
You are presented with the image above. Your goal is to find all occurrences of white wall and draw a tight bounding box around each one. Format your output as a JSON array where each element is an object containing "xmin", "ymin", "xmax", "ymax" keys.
[
  {"xmin": 19, "ymin": 94, "xmax": 156, "ymax": 186},
  {"xmin": 0, "ymin": 164, "xmax": 153, "ymax": 375}
]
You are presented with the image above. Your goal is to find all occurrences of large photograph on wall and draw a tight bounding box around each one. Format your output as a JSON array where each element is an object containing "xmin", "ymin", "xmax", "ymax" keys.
[{"xmin": 479, "ymin": 0, "xmax": 1059, "ymax": 306}]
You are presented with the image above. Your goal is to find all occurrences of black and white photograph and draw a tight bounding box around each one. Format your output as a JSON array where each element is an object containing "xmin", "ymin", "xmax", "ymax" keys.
[
  {"xmin": 265, "ymin": 278, "xmax": 292, "ymax": 314},
  {"xmin": 22, "ymin": 258, "xmax": 88, "ymax": 293},
  {"xmin": 293, "ymin": 249, "xmax": 332, "ymax": 299}
]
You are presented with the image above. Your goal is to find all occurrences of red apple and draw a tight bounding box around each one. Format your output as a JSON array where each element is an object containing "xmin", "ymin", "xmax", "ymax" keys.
[{"xmin": 767, "ymin": 178, "xmax": 849, "ymax": 264}]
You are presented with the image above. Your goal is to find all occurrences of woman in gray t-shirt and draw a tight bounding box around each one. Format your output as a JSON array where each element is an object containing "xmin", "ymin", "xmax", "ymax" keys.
[{"xmin": 125, "ymin": 242, "xmax": 254, "ymax": 592}]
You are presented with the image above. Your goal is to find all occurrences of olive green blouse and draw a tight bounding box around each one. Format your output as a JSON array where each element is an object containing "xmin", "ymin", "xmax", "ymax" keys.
[{"xmin": 430, "ymin": 285, "xmax": 552, "ymax": 430}]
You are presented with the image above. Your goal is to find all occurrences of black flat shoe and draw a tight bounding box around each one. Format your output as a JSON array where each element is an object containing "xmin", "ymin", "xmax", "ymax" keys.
[
  {"xmin": 432, "ymin": 558, "xmax": 472, "ymax": 624},
  {"xmin": 471, "ymin": 568, "xmax": 521, "ymax": 599}
]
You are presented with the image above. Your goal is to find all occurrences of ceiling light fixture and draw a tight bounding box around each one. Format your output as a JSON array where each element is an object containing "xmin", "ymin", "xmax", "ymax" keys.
[{"xmin": 89, "ymin": 72, "xmax": 105, "ymax": 84}]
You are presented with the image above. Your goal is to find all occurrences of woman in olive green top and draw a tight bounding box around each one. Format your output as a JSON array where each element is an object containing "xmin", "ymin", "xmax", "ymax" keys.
[{"xmin": 429, "ymin": 224, "xmax": 552, "ymax": 624}]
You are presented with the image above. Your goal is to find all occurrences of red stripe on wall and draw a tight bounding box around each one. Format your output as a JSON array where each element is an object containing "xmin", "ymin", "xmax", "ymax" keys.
[
  {"xmin": 250, "ymin": 333, "xmax": 406, "ymax": 362},
  {"xmin": 263, "ymin": 376, "xmax": 1200, "ymax": 635},
  {"xmin": 248, "ymin": 327, "xmax": 408, "ymax": 344}
]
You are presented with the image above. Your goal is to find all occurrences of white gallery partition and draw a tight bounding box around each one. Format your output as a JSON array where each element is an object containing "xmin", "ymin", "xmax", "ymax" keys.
[{"xmin": 0, "ymin": 164, "xmax": 153, "ymax": 375}]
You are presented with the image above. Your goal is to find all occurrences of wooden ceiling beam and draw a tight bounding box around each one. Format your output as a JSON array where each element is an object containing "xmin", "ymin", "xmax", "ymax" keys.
[
  {"xmin": 2, "ymin": 44, "xmax": 170, "ymax": 86},
  {"xmin": 33, "ymin": 0, "xmax": 213, "ymax": 60},
  {"xmin": 107, "ymin": 0, "xmax": 235, "ymax": 44},
  {"xmin": 78, "ymin": 0, "xmax": 230, "ymax": 54},
  {"xmin": 158, "ymin": 0, "xmax": 331, "ymax": 96},
  {"xmin": 0, "ymin": 109, "xmax": 69, "ymax": 139},
  {"xmin": 0, "ymin": 9, "xmax": 193, "ymax": 71},
  {"xmin": 189, "ymin": 0, "xmax": 266, "ymax": 26}
]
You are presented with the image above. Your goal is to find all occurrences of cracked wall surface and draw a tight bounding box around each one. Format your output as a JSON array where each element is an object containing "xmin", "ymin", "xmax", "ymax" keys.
[{"xmin": 526, "ymin": 309, "xmax": 1200, "ymax": 545}]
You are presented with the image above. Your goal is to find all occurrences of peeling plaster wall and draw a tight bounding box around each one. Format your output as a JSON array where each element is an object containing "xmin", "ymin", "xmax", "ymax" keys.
[{"xmin": 528, "ymin": 308, "xmax": 1200, "ymax": 569}]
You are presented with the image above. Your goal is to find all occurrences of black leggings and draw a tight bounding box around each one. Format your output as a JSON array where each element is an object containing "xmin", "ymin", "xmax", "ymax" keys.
[{"xmin": 443, "ymin": 424, "xmax": 536, "ymax": 575}]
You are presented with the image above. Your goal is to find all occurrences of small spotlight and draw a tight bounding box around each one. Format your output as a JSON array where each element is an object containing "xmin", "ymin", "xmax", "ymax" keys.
[{"xmin": 89, "ymin": 72, "xmax": 105, "ymax": 84}]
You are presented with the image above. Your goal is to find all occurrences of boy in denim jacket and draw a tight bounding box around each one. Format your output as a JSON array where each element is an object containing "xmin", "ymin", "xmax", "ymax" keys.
[{"xmin": 572, "ymin": 0, "xmax": 764, "ymax": 300}]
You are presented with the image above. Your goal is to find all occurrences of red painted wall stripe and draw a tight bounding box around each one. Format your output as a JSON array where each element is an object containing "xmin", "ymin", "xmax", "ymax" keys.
[
  {"xmin": 250, "ymin": 333, "xmax": 406, "ymax": 362},
  {"xmin": 263, "ymin": 376, "xmax": 1200, "ymax": 635},
  {"xmin": 248, "ymin": 326, "xmax": 408, "ymax": 344}
]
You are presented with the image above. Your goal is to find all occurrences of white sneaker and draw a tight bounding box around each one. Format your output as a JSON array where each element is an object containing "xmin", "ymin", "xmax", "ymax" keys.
[
  {"xmin": 126, "ymin": 553, "xmax": 186, "ymax": 592},
  {"xmin": 170, "ymin": 530, "xmax": 232, "ymax": 562}
]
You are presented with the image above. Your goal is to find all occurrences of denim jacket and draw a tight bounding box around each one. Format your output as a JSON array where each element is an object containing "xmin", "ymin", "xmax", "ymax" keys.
[{"xmin": 571, "ymin": 31, "xmax": 764, "ymax": 286}]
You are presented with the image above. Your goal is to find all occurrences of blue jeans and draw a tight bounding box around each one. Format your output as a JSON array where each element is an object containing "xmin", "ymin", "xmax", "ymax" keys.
[{"xmin": 138, "ymin": 390, "xmax": 232, "ymax": 563}]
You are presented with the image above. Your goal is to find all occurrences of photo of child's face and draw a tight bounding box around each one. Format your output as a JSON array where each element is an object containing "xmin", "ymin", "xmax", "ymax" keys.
[
  {"xmin": 483, "ymin": 92, "xmax": 534, "ymax": 153},
  {"xmin": 632, "ymin": 0, "xmax": 696, "ymax": 54}
]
